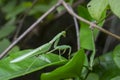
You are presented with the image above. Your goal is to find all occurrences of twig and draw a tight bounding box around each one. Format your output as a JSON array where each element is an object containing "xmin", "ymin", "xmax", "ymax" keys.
[
  {"xmin": 68, "ymin": 5, "xmax": 80, "ymax": 50},
  {"xmin": 73, "ymin": 17, "xmax": 80, "ymax": 50},
  {"xmin": 61, "ymin": 0, "xmax": 120, "ymax": 40},
  {"xmin": 0, "ymin": 0, "xmax": 62, "ymax": 59}
]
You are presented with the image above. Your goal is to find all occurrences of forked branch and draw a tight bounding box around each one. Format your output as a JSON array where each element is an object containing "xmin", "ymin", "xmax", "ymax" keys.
[
  {"xmin": 61, "ymin": 0, "xmax": 120, "ymax": 40},
  {"xmin": 0, "ymin": 0, "xmax": 120, "ymax": 59}
]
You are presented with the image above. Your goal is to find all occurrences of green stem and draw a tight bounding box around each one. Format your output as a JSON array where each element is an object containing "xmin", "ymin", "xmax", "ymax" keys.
[{"xmin": 89, "ymin": 29, "xmax": 96, "ymax": 70}]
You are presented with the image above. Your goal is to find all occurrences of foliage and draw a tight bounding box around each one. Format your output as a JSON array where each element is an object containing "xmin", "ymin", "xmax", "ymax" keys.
[
  {"xmin": 113, "ymin": 45, "xmax": 120, "ymax": 68},
  {"xmin": 92, "ymin": 51, "xmax": 120, "ymax": 80},
  {"xmin": 0, "ymin": 0, "xmax": 120, "ymax": 80},
  {"xmin": 87, "ymin": 0, "xmax": 108, "ymax": 21},
  {"xmin": 0, "ymin": 50, "xmax": 67, "ymax": 80},
  {"xmin": 108, "ymin": 0, "xmax": 120, "ymax": 18},
  {"xmin": 41, "ymin": 49, "xmax": 85, "ymax": 80}
]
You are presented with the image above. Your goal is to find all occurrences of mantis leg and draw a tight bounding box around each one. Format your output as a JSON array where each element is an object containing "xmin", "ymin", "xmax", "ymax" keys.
[
  {"xmin": 25, "ymin": 57, "xmax": 38, "ymax": 72},
  {"xmin": 48, "ymin": 45, "xmax": 71, "ymax": 59}
]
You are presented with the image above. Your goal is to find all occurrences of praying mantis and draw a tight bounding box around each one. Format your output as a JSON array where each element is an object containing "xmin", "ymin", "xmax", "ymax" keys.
[{"xmin": 10, "ymin": 31, "xmax": 71, "ymax": 63}]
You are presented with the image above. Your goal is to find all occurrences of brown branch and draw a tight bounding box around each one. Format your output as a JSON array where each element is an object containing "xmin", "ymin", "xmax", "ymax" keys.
[
  {"xmin": 61, "ymin": 0, "xmax": 120, "ymax": 40},
  {"xmin": 1, "ymin": 0, "xmax": 120, "ymax": 60},
  {"xmin": 68, "ymin": 5, "xmax": 80, "ymax": 50},
  {"xmin": 0, "ymin": 0, "xmax": 62, "ymax": 59},
  {"xmin": 73, "ymin": 16, "xmax": 80, "ymax": 50}
]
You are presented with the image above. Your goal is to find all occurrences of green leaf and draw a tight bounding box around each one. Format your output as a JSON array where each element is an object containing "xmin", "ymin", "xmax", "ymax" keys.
[
  {"xmin": 0, "ymin": 38, "xmax": 19, "ymax": 54},
  {"xmin": 1, "ymin": 1, "xmax": 16, "ymax": 14},
  {"xmin": 80, "ymin": 22, "xmax": 93, "ymax": 50},
  {"xmin": 0, "ymin": 39, "xmax": 10, "ymax": 54},
  {"xmin": 78, "ymin": 6, "xmax": 94, "ymax": 50},
  {"xmin": 113, "ymin": 45, "xmax": 120, "ymax": 68},
  {"xmin": 78, "ymin": 6, "xmax": 93, "ymax": 50},
  {"xmin": 86, "ymin": 73, "xmax": 99, "ymax": 80},
  {"xmin": 0, "ymin": 39, "xmax": 19, "ymax": 55},
  {"xmin": 41, "ymin": 49, "xmax": 85, "ymax": 80},
  {"xmin": 78, "ymin": 6, "xmax": 104, "ymax": 50},
  {"xmin": 0, "ymin": 18, "xmax": 16, "ymax": 39},
  {"xmin": 109, "ymin": 0, "xmax": 120, "ymax": 18},
  {"xmin": 87, "ymin": 0, "xmax": 108, "ymax": 21},
  {"xmin": 29, "ymin": 4, "xmax": 50, "ymax": 15},
  {"xmin": 111, "ymin": 76, "xmax": 120, "ymax": 80},
  {"xmin": 8, "ymin": 46, "xmax": 20, "ymax": 55},
  {"xmin": 94, "ymin": 52, "xmax": 116, "ymax": 69},
  {"xmin": 0, "ymin": 50, "xmax": 67, "ymax": 80},
  {"xmin": 5, "ymin": 2, "xmax": 32, "ymax": 19},
  {"xmin": 93, "ymin": 52, "xmax": 120, "ymax": 80},
  {"xmin": 2, "ymin": 1, "xmax": 32, "ymax": 19}
]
